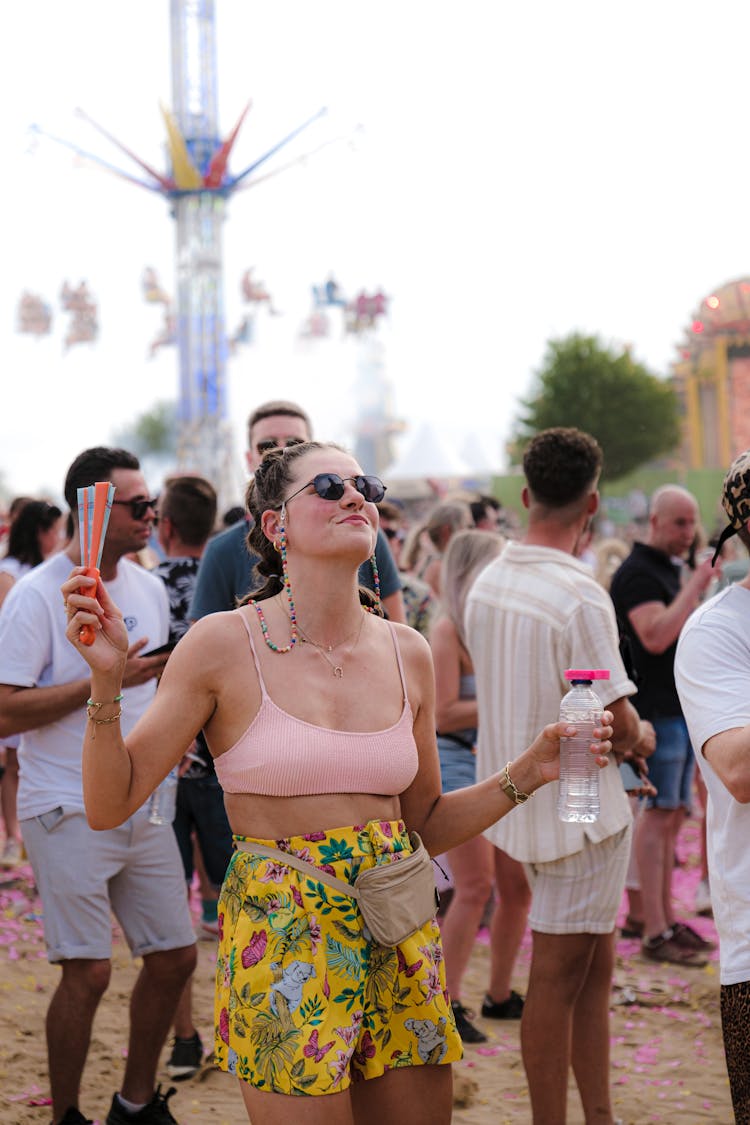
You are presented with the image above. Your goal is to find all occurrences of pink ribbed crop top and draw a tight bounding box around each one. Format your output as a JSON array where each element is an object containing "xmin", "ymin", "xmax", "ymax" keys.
[{"xmin": 213, "ymin": 613, "xmax": 419, "ymax": 797}]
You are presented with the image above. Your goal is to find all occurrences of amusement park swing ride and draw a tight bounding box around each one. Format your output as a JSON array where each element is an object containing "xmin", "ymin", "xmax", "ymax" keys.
[
  {"xmin": 21, "ymin": 0, "xmax": 401, "ymax": 499},
  {"xmin": 19, "ymin": 0, "xmax": 351, "ymax": 506}
]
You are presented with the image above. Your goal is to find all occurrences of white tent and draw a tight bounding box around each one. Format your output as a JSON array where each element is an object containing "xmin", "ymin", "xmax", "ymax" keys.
[
  {"xmin": 459, "ymin": 432, "xmax": 503, "ymax": 475},
  {"xmin": 386, "ymin": 422, "xmax": 473, "ymax": 481}
]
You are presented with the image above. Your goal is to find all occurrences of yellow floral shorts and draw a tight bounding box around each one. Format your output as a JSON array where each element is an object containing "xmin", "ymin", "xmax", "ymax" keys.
[{"xmin": 214, "ymin": 818, "xmax": 462, "ymax": 1095}]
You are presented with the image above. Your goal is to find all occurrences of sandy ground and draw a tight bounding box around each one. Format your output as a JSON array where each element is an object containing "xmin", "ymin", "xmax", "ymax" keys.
[{"xmin": 0, "ymin": 816, "xmax": 732, "ymax": 1125}]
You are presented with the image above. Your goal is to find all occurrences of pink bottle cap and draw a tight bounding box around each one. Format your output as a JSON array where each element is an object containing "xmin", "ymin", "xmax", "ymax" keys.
[{"xmin": 565, "ymin": 669, "xmax": 610, "ymax": 680}]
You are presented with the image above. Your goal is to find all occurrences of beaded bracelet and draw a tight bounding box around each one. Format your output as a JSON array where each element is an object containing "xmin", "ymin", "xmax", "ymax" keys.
[{"xmin": 86, "ymin": 694, "xmax": 123, "ymax": 719}]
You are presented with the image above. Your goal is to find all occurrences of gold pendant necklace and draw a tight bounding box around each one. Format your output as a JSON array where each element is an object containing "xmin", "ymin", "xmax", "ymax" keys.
[{"xmin": 297, "ymin": 612, "xmax": 366, "ymax": 678}]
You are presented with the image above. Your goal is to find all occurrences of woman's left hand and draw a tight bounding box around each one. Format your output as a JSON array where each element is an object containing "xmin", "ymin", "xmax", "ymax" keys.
[{"xmin": 528, "ymin": 712, "xmax": 614, "ymax": 787}]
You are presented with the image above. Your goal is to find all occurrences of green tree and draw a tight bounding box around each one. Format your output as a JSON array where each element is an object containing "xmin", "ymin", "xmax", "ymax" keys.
[
  {"xmin": 510, "ymin": 333, "xmax": 680, "ymax": 481},
  {"xmin": 112, "ymin": 400, "xmax": 177, "ymax": 462}
]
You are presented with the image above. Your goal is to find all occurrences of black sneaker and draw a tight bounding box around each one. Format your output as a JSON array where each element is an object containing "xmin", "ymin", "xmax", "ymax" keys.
[
  {"xmin": 450, "ymin": 1000, "xmax": 488, "ymax": 1044},
  {"xmin": 56, "ymin": 1110, "xmax": 93, "ymax": 1125},
  {"xmin": 166, "ymin": 1031, "xmax": 204, "ymax": 1080},
  {"xmin": 105, "ymin": 1086, "xmax": 178, "ymax": 1124},
  {"xmin": 481, "ymin": 989, "xmax": 525, "ymax": 1019}
]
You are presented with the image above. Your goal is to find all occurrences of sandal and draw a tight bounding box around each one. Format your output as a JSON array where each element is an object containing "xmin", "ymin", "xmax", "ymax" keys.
[
  {"xmin": 671, "ymin": 921, "xmax": 716, "ymax": 953},
  {"xmin": 642, "ymin": 930, "xmax": 708, "ymax": 967},
  {"xmin": 620, "ymin": 916, "xmax": 644, "ymax": 939}
]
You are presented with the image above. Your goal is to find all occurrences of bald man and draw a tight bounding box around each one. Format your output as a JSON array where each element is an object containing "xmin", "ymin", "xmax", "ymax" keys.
[{"xmin": 610, "ymin": 486, "xmax": 716, "ymax": 966}]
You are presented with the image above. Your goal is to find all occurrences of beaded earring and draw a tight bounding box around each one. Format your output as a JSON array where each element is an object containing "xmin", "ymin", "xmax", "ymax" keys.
[
  {"xmin": 367, "ymin": 553, "xmax": 382, "ymax": 615},
  {"xmin": 251, "ymin": 513, "xmax": 298, "ymax": 653}
]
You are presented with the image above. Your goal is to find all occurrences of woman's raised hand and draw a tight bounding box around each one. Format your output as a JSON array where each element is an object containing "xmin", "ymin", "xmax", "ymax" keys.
[{"xmin": 62, "ymin": 567, "xmax": 129, "ymax": 672}]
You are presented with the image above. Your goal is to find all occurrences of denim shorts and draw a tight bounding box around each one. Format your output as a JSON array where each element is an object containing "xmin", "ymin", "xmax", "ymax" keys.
[
  {"xmin": 645, "ymin": 716, "xmax": 695, "ymax": 811},
  {"xmin": 173, "ymin": 774, "xmax": 233, "ymax": 888},
  {"xmin": 437, "ymin": 738, "xmax": 476, "ymax": 794}
]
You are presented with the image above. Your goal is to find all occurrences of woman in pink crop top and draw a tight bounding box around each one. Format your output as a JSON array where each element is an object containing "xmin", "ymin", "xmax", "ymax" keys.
[{"xmin": 63, "ymin": 441, "xmax": 613, "ymax": 1124}]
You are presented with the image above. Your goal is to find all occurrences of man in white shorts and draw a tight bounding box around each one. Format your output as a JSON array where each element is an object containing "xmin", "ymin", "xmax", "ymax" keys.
[
  {"xmin": 0, "ymin": 447, "xmax": 197, "ymax": 1125},
  {"xmin": 675, "ymin": 449, "xmax": 750, "ymax": 1122},
  {"xmin": 466, "ymin": 427, "xmax": 644, "ymax": 1124}
]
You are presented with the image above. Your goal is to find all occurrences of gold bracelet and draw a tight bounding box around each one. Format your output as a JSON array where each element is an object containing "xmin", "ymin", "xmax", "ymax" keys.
[
  {"xmin": 498, "ymin": 761, "xmax": 532, "ymax": 805},
  {"xmin": 87, "ymin": 707, "xmax": 122, "ymax": 740}
]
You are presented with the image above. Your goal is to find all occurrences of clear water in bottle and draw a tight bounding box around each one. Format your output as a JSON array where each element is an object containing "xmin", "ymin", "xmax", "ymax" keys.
[
  {"xmin": 557, "ymin": 719, "xmax": 600, "ymax": 822},
  {"xmin": 557, "ymin": 669, "xmax": 608, "ymax": 824},
  {"xmin": 148, "ymin": 768, "xmax": 178, "ymax": 825}
]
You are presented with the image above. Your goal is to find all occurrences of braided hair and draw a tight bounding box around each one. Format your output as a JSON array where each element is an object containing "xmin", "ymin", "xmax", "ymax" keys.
[{"xmin": 242, "ymin": 441, "xmax": 381, "ymax": 613}]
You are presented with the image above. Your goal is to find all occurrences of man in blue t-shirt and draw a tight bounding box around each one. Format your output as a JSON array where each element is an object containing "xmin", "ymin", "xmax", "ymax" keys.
[{"xmin": 189, "ymin": 399, "xmax": 405, "ymax": 622}]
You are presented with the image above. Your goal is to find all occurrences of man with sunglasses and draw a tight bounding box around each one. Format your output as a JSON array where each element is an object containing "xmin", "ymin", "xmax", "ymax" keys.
[
  {"xmin": 189, "ymin": 399, "xmax": 405, "ymax": 622},
  {"xmin": 0, "ymin": 446, "xmax": 196, "ymax": 1125}
]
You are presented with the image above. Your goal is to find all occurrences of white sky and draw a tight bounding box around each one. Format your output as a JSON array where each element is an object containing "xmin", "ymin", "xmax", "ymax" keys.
[{"xmin": 2, "ymin": 0, "xmax": 749, "ymax": 503}]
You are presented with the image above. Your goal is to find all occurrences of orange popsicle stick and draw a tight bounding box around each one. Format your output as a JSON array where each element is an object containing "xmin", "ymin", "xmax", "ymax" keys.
[{"xmin": 78, "ymin": 566, "xmax": 100, "ymax": 646}]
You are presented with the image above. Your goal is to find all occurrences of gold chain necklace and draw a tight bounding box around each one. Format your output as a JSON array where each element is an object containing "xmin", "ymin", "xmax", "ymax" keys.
[{"xmin": 297, "ymin": 612, "xmax": 366, "ymax": 678}]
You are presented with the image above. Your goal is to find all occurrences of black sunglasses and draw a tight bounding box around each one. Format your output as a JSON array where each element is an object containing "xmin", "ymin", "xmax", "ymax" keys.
[
  {"xmin": 111, "ymin": 497, "xmax": 158, "ymax": 521},
  {"xmin": 283, "ymin": 473, "xmax": 386, "ymax": 508},
  {"xmin": 255, "ymin": 437, "xmax": 306, "ymax": 456},
  {"xmin": 383, "ymin": 526, "xmax": 405, "ymax": 542}
]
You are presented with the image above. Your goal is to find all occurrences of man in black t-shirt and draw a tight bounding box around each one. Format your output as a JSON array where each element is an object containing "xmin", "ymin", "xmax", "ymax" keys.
[{"xmin": 610, "ymin": 485, "xmax": 715, "ymax": 967}]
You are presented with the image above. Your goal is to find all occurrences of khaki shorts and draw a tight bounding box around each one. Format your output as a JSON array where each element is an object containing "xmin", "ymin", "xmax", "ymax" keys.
[
  {"xmin": 523, "ymin": 824, "xmax": 631, "ymax": 935},
  {"xmin": 21, "ymin": 805, "xmax": 196, "ymax": 962}
]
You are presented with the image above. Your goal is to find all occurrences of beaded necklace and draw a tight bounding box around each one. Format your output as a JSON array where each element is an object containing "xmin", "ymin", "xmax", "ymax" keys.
[
  {"xmin": 251, "ymin": 597, "xmax": 298, "ymax": 653},
  {"xmin": 250, "ymin": 521, "xmax": 298, "ymax": 653}
]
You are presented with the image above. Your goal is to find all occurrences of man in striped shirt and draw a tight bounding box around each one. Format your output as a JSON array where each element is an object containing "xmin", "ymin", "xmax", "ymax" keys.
[{"xmin": 466, "ymin": 427, "xmax": 643, "ymax": 1125}]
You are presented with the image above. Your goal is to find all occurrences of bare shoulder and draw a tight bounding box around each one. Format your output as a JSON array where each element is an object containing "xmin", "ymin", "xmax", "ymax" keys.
[
  {"xmin": 166, "ymin": 608, "xmax": 248, "ymax": 677},
  {"xmin": 183, "ymin": 608, "xmax": 242, "ymax": 643},
  {"xmin": 428, "ymin": 614, "xmax": 453, "ymax": 645},
  {"xmin": 388, "ymin": 620, "xmax": 433, "ymax": 670}
]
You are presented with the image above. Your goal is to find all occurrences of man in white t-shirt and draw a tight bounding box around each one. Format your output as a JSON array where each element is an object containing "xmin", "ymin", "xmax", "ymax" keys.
[
  {"xmin": 466, "ymin": 428, "xmax": 644, "ymax": 1124},
  {"xmin": 0, "ymin": 447, "xmax": 197, "ymax": 1125},
  {"xmin": 675, "ymin": 448, "xmax": 750, "ymax": 1123}
]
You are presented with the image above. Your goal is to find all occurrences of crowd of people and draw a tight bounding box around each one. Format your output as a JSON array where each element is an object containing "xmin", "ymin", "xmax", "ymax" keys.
[{"xmin": 0, "ymin": 407, "xmax": 748, "ymax": 1124}]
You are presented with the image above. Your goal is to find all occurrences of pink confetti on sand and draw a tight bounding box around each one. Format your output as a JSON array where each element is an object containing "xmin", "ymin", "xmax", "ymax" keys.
[
  {"xmin": 8, "ymin": 1085, "xmax": 51, "ymax": 1105},
  {"xmin": 476, "ymin": 1046, "xmax": 504, "ymax": 1056}
]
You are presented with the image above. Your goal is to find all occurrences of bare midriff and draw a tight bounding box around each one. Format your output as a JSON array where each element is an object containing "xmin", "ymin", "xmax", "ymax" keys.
[{"xmin": 224, "ymin": 790, "xmax": 403, "ymax": 840}]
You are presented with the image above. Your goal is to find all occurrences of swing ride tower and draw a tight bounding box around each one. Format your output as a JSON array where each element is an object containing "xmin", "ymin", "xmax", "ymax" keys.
[
  {"xmin": 33, "ymin": 0, "xmax": 325, "ymax": 510},
  {"xmin": 168, "ymin": 0, "xmax": 232, "ymax": 500}
]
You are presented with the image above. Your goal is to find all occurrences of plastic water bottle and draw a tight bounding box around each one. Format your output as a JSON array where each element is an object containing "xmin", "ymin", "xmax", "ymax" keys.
[
  {"xmin": 148, "ymin": 767, "xmax": 178, "ymax": 825},
  {"xmin": 557, "ymin": 669, "xmax": 609, "ymax": 823}
]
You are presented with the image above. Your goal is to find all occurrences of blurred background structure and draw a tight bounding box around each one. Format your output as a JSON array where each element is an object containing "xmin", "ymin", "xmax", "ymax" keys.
[{"xmin": 672, "ymin": 277, "xmax": 750, "ymax": 470}]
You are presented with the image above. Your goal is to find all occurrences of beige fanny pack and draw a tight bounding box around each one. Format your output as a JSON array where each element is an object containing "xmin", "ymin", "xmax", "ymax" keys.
[{"xmin": 235, "ymin": 831, "xmax": 439, "ymax": 947}]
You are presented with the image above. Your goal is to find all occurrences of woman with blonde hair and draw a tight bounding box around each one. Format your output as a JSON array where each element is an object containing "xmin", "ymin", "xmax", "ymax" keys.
[
  {"xmin": 62, "ymin": 442, "xmax": 612, "ymax": 1124},
  {"xmin": 403, "ymin": 500, "xmax": 473, "ymax": 599},
  {"xmin": 431, "ymin": 529, "xmax": 531, "ymax": 1042}
]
